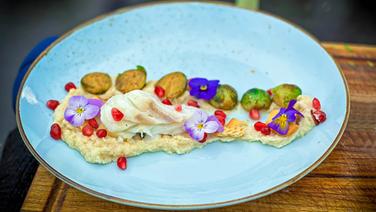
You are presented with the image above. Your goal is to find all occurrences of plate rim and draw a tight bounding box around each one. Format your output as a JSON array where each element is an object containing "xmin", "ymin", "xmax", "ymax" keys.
[{"xmin": 15, "ymin": 1, "xmax": 350, "ymax": 210}]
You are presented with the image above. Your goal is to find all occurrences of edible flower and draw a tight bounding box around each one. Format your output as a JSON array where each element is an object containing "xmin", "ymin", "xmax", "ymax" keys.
[
  {"xmin": 184, "ymin": 110, "xmax": 224, "ymax": 141},
  {"xmin": 64, "ymin": 96, "xmax": 103, "ymax": 127},
  {"xmin": 189, "ymin": 78, "xmax": 219, "ymax": 100},
  {"xmin": 267, "ymin": 99, "xmax": 303, "ymax": 135}
]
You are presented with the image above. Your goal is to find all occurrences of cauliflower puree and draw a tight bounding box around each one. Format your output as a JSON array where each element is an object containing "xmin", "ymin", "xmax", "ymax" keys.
[{"xmin": 54, "ymin": 86, "xmax": 315, "ymax": 164}]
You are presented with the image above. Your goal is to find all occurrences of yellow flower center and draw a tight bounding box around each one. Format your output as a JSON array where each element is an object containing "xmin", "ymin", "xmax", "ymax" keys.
[
  {"xmin": 200, "ymin": 85, "xmax": 207, "ymax": 91},
  {"xmin": 197, "ymin": 123, "xmax": 204, "ymax": 129},
  {"xmin": 76, "ymin": 107, "xmax": 84, "ymax": 115},
  {"xmin": 275, "ymin": 114, "xmax": 288, "ymax": 128}
]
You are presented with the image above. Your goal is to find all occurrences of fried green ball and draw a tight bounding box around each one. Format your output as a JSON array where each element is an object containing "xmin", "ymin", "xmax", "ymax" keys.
[
  {"xmin": 209, "ymin": 84, "xmax": 238, "ymax": 110},
  {"xmin": 81, "ymin": 72, "xmax": 112, "ymax": 94},
  {"xmin": 271, "ymin": 83, "xmax": 302, "ymax": 107},
  {"xmin": 155, "ymin": 72, "xmax": 187, "ymax": 99},
  {"xmin": 115, "ymin": 66, "xmax": 147, "ymax": 93},
  {"xmin": 240, "ymin": 88, "xmax": 272, "ymax": 111}
]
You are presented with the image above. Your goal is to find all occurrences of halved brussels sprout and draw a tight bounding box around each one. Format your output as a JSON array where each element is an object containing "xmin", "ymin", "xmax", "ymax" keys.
[
  {"xmin": 271, "ymin": 84, "xmax": 302, "ymax": 107},
  {"xmin": 81, "ymin": 72, "xmax": 112, "ymax": 94},
  {"xmin": 241, "ymin": 88, "xmax": 271, "ymax": 111},
  {"xmin": 115, "ymin": 66, "xmax": 147, "ymax": 93},
  {"xmin": 155, "ymin": 72, "xmax": 187, "ymax": 98},
  {"xmin": 209, "ymin": 84, "xmax": 238, "ymax": 110}
]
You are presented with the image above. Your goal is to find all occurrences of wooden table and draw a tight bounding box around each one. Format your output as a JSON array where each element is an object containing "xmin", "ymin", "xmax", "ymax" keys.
[{"xmin": 21, "ymin": 43, "xmax": 376, "ymax": 211}]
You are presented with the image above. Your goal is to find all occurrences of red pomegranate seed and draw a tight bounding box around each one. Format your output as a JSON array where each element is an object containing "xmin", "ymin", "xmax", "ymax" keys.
[
  {"xmin": 249, "ymin": 109, "xmax": 260, "ymax": 120},
  {"xmin": 96, "ymin": 129, "xmax": 107, "ymax": 138},
  {"xmin": 318, "ymin": 111, "xmax": 327, "ymax": 122},
  {"xmin": 111, "ymin": 108, "xmax": 124, "ymax": 121},
  {"xmin": 214, "ymin": 110, "xmax": 226, "ymax": 119},
  {"xmin": 254, "ymin": 121, "xmax": 267, "ymax": 131},
  {"xmin": 187, "ymin": 99, "xmax": 200, "ymax": 108},
  {"xmin": 117, "ymin": 156, "xmax": 127, "ymax": 170},
  {"xmin": 199, "ymin": 133, "xmax": 208, "ymax": 143},
  {"xmin": 312, "ymin": 98, "xmax": 321, "ymax": 110},
  {"xmin": 267, "ymin": 89, "xmax": 272, "ymax": 96},
  {"xmin": 260, "ymin": 126, "xmax": 271, "ymax": 135},
  {"xmin": 88, "ymin": 118, "xmax": 98, "ymax": 129},
  {"xmin": 162, "ymin": 99, "xmax": 172, "ymax": 105},
  {"xmin": 64, "ymin": 82, "xmax": 76, "ymax": 92},
  {"xmin": 50, "ymin": 123, "xmax": 61, "ymax": 140},
  {"xmin": 311, "ymin": 110, "xmax": 320, "ymax": 125},
  {"xmin": 175, "ymin": 104, "xmax": 182, "ymax": 112},
  {"xmin": 46, "ymin": 100, "xmax": 59, "ymax": 110},
  {"xmin": 154, "ymin": 86, "xmax": 165, "ymax": 98},
  {"xmin": 82, "ymin": 125, "xmax": 94, "ymax": 137},
  {"xmin": 311, "ymin": 110, "xmax": 326, "ymax": 125}
]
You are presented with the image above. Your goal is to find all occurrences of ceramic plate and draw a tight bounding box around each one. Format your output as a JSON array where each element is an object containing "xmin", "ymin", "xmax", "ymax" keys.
[{"xmin": 16, "ymin": 2, "xmax": 349, "ymax": 210}]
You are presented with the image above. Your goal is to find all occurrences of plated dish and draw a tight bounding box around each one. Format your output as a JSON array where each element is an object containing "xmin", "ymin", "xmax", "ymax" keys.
[
  {"xmin": 17, "ymin": 2, "xmax": 349, "ymax": 210},
  {"xmin": 48, "ymin": 67, "xmax": 326, "ymax": 168}
]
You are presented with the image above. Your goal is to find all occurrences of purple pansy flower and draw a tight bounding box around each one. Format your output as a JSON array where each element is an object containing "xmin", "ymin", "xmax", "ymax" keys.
[
  {"xmin": 267, "ymin": 99, "xmax": 304, "ymax": 135},
  {"xmin": 184, "ymin": 110, "xmax": 224, "ymax": 141},
  {"xmin": 64, "ymin": 96, "xmax": 103, "ymax": 127},
  {"xmin": 189, "ymin": 78, "xmax": 219, "ymax": 100}
]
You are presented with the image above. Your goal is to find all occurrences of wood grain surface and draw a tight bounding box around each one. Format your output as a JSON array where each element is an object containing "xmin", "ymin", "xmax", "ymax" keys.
[{"xmin": 21, "ymin": 43, "xmax": 376, "ymax": 211}]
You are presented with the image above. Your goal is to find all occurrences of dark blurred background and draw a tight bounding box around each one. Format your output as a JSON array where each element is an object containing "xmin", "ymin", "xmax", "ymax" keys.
[{"xmin": 0, "ymin": 0, "xmax": 375, "ymax": 157}]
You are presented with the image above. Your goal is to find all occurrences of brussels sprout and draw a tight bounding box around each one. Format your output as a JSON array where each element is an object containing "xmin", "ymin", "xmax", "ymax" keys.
[
  {"xmin": 271, "ymin": 84, "xmax": 302, "ymax": 107},
  {"xmin": 209, "ymin": 84, "xmax": 238, "ymax": 110},
  {"xmin": 81, "ymin": 72, "xmax": 112, "ymax": 94},
  {"xmin": 240, "ymin": 88, "xmax": 271, "ymax": 111},
  {"xmin": 155, "ymin": 72, "xmax": 187, "ymax": 98},
  {"xmin": 115, "ymin": 66, "xmax": 147, "ymax": 93}
]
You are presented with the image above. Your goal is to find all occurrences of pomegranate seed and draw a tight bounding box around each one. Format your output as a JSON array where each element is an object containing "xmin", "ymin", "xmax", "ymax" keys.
[
  {"xmin": 311, "ymin": 110, "xmax": 320, "ymax": 125},
  {"xmin": 111, "ymin": 108, "xmax": 124, "ymax": 121},
  {"xmin": 318, "ymin": 111, "xmax": 327, "ymax": 122},
  {"xmin": 312, "ymin": 98, "xmax": 321, "ymax": 110},
  {"xmin": 254, "ymin": 121, "xmax": 267, "ymax": 131},
  {"xmin": 175, "ymin": 104, "xmax": 182, "ymax": 112},
  {"xmin": 154, "ymin": 86, "xmax": 165, "ymax": 98},
  {"xmin": 260, "ymin": 126, "xmax": 271, "ymax": 135},
  {"xmin": 162, "ymin": 99, "xmax": 172, "ymax": 105},
  {"xmin": 199, "ymin": 133, "xmax": 208, "ymax": 143},
  {"xmin": 117, "ymin": 156, "xmax": 127, "ymax": 170},
  {"xmin": 311, "ymin": 110, "xmax": 326, "ymax": 125},
  {"xmin": 50, "ymin": 123, "xmax": 62, "ymax": 140},
  {"xmin": 249, "ymin": 109, "xmax": 260, "ymax": 120},
  {"xmin": 82, "ymin": 125, "xmax": 94, "ymax": 137},
  {"xmin": 64, "ymin": 82, "xmax": 76, "ymax": 92},
  {"xmin": 96, "ymin": 129, "xmax": 107, "ymax": 138},
  {"xmin": 214, "ymin": 110, "xmax": 227, "ymax": 119},
  {"xmin": 267, "ymin": 89, "xmax": 272, "ymax": 96},
  {"xmin": 187, "ymin": 99, "xmax": 200, "ymax": 108},
  {"xmin": 46, "ymin": 100, "xmax": 59, "ymax": 110},
  {"xmin": 88, "ymin": 118, "xmax": 98, "ymax": 129}
]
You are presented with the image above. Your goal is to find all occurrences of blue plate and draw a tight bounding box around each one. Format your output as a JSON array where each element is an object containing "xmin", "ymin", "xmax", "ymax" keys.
[{"xmin": 16, "ymin": 2, "xmax": 349, "ymax": 210}]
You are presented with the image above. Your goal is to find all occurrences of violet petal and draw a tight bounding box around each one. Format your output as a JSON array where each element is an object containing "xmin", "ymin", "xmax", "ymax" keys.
[
  {"xmin": 70, "ymin": 114, "xmax": 85, "ymax": 127},
  {"xmin": 285, "ymin": 110, "xmax": 297, "ymax": 122},
  {"xmin": 64, "ymin": 108, "xmax": 76, "ymax": 123},
  {"xmin": 189, "ymin": 87, "xmax": 201, "ymax": 98},
  {"xmin": 268, "ymin": 120, "xmax": 289, "ymax": 135},
  {"xmin": 196, "ymin": 110, "xmax": 208, "ymax": 123},
  {"xmin": 187, "ymin": 127, "xmax": 205, "ymax": 141},
  {"xmin": 272, "ymin": 108, "xmax": 286, "ymax": 121},
  {"xmin": 88, "ymin": 98, "xmax": 104, "ymax": 108},
  {"xmin": 203, "ymin": 120, "xmax": 220, "ymax": 133},
  {"xmin": 287, "ymin": 99, "xmax": 297, "ymax": 109},
  {"xmin": 69, "ymin": 96, "xmax": 88, "ymax": 109},
  {"xmin": 189, "ymin": 78, "xmax": 208, "ymax": 88},
  {"xmin": 82, "ymin": 104, "xmax": 100, "ymax": 120},
  {"xmin": 207, "ymin": 115, "xmax": 224, "ymax": 132}
]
